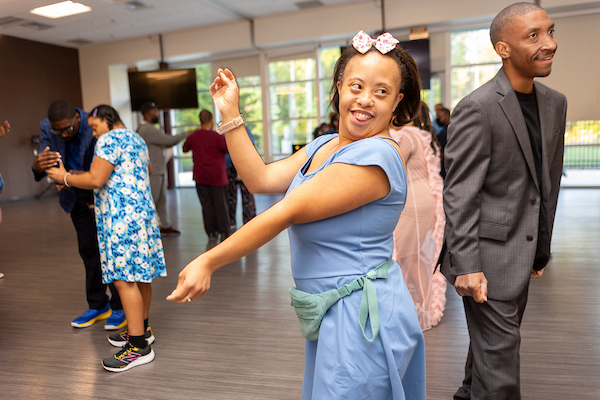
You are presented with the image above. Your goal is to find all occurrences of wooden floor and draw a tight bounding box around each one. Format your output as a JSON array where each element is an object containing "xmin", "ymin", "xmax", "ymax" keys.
[{"xmin": 0, "ymin": 188, "xmax": 599, "ymax": 399}]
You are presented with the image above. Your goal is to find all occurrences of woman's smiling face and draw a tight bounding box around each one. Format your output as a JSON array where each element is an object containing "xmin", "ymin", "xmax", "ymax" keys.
[{"xmin": 336, "ymin": 51, "xmax": 403, "ymax": 141}]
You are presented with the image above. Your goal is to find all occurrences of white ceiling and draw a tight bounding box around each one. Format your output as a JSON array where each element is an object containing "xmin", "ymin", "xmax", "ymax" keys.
[{"xmin": 0, "ymin": 0, "xmax": 368, "ymax": 48}]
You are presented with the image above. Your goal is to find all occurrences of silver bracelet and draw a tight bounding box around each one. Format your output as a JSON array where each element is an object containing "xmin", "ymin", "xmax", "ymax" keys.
[
  {"xmin": 217, "ymin": 114, "xmax": 245, "ymax": 135},
  {"xmin": 64, "ymin": 172, "xmax": 71, "ymax": 187}
]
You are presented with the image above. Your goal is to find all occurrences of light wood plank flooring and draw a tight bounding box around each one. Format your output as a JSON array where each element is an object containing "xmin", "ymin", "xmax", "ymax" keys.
[{"xmin": 0, "ymin": 188, "xmax": 599, "ymax": 399}]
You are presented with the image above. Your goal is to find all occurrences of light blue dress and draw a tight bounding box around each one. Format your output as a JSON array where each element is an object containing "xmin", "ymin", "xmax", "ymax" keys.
[
  {"xmin": 287, "ymin": 134, "xmax": 426, "ymax": 400},
  {"xmin": 94, "ymin": 128, "xmax": 167, "ymax": 284}
]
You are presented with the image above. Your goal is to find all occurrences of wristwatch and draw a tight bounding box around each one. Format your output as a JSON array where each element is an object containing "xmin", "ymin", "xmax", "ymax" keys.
[{"xmin": 217, "ymin": 114, "xmax": 245, "ymax": 135}]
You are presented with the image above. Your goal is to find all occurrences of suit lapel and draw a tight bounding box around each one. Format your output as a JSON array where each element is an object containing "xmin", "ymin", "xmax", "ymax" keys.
[{"xmin": 496, "ymin": 69, "xmax": 540, "ymax": 191}]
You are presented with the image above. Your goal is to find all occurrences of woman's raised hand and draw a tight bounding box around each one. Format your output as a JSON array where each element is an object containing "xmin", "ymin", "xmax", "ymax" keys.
[{"xmin": 210, "ymin": 68, "xmax": 240, "ymax": 119}]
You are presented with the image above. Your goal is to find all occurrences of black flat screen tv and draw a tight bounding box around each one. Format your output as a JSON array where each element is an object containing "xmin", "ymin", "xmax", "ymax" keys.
[
  {"xmin": 398, "ymin": 39, "xmax": 430, "ymax": 90},
  {"xmin": 128, "ymin": 68, "xmax": 199, "ymax": 111}
]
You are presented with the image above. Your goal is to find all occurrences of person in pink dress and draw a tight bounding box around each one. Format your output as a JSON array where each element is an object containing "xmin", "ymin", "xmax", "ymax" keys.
[{"xmin": 389, "ymin": 102, "xmax": 446, "ymax": 330}]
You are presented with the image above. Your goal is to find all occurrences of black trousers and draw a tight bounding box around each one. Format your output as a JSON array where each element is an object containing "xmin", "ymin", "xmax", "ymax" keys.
[
  {"xmin": 70, "ymin": 195, "xmax": 122, "ymax": 311},
  {"xmin": 195, "ymin": 183, "xmax": 230, "ymax": 237}
]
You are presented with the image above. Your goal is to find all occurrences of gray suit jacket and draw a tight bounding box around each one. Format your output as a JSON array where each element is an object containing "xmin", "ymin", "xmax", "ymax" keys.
[
  {"xmin": 440, "ymin": 68, "xmax": 567, "ymax": 301},
  {"xmin": 137, "ymin": 121, "xmax": 188, "ymax": 176}
]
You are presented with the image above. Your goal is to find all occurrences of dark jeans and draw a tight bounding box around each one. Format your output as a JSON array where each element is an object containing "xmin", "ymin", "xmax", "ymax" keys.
[
  {"xmin": 70, "ymin": 194, "xmax": 122, "ymax": 311},
  {"xmin": 195, "ymin": 183, "xmax": 230, "ymax": 237}
]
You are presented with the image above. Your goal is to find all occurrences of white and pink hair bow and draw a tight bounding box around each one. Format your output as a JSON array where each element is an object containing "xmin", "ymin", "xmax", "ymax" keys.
[{"xmin": 352, "ymin": 30, "xmax": 399, "ymax": 54}]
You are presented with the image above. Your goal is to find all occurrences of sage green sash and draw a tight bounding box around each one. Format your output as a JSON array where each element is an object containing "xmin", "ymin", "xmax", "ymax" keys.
[{"xmin": 289, "ymin": 259, "xmax": 392, "ymax": 342}]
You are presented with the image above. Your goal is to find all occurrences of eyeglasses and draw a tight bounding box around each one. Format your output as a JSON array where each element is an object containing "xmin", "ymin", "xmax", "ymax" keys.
[{"xmin": 50, "ymin": 116, "xmax": 77, "ymax": 136}]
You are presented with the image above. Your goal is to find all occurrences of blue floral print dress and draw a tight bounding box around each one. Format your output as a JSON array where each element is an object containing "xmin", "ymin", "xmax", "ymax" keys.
[{"xmin": 94, "ymin": 128, "xmax": 167, "ymax": 283}]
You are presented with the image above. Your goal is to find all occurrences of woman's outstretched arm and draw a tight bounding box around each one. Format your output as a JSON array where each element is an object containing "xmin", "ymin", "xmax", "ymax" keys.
[{"xmin": 167, "ymin": 160, "xmax": 390, "ymax": 304}]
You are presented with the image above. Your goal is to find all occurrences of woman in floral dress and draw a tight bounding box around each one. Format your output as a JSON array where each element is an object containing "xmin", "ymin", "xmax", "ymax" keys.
[{"xmin": 47, "ymin": 105, "xmax": 166, "ymax": 372}]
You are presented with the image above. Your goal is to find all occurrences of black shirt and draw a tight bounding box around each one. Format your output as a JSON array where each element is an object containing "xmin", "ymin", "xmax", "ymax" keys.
[{"xmin": 516, "ymin": 90, "xmax": 550, "ymax": 270}]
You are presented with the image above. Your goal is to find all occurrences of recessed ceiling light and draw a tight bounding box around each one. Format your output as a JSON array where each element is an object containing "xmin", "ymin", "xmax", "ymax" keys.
[{"xmin": 31, "ymin": 1, "xmax": 92, "ymax": 19}]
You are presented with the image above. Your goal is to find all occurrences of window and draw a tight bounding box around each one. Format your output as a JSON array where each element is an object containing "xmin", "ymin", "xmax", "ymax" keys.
[
  {"xmin": 237, "ymin": 76, "xmax": 263, "ymax": 155},
  {"xmin": 170, "ymin": 64, "xmax": 213, "ymax": 187},
  {"xmin": 450, "ymin": 29, "xmax": 501, "ymax": 108},
  {"xmin": 170, "ymin": 62, "xmax": 264, "ymax": 187},
  {"xmin": 269, "ymin": 57, "xmax": 318, "ymax": 157},
  {"xmin": 319, "ymin": 46, "xmax": 341, "ymax": 118}
]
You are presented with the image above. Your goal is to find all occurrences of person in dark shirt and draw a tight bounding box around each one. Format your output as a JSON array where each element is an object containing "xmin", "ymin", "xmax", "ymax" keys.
[
  {"xmin": 439, "ymin": 4, "xmax": 566, "ymax": 399},
  {"xmin": 32, "ymin": 100, "xmax": 124, "ymax": 330},
  {"xmin": 183, "ymin": 110, "xmax": 230, "ymax": 241}
]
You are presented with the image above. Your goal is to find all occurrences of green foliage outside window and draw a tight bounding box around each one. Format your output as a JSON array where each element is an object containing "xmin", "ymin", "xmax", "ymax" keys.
[
  {"xmin": 450, "ymin": 29, "xmax": 501, "ymax": 108},
  {"xmin": 270, "ymin": 82, "xmax": 318, "ymax": 120},
  {"xmin": 238, "ymin": 76, "xmax": 263, "ymax": 154},
  {"xmin": 319, "ymin": 47, "xmax": 341, "ymax": 79},
  {"xmin": 451, "ymin": 29, "xmax": 499, "ymax": 66},
  {"xmin": 269, "ymin": 58, "xmax": 319, "ymax": 156},
  {"xmin": 269, "ymin": 58, "xmax": 316, "ymax": 83},
  {"xmin": 173, "ymin": 64, "xmax": 214, "ymax": 130},
  {"xmin": 564, "ymin": 120, "xmax": 600, "ymax": 168}
]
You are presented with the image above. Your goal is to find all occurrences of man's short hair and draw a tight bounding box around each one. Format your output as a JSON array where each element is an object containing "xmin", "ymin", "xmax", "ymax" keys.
[
  {"xmin": 48, "ymin": 100, "xmax": 76, "ymax": 122},
  {"xmin": 140, "ymin": 101, "xmax": 157, "ymax": 115},
  {"xmin": 199, "ymin": 110, "xmax": 213, "ymax": 124},
  {"xmin": 490, "ymin": 2, "xmax": 544, "ymax": 46}
]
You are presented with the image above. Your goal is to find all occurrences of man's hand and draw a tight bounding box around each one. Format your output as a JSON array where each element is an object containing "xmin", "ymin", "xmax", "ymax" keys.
[
  {"xmin": 455, "ymin": 272, "xmax": 488, "ymax": 303},
  {"xmin": 531, "ymin": 266, "xmax": 546, "ymax": 279},
  {"xmin": 0, "ymin": 120, "xmax": 10, "ymax": 138},
  {"xmin": 33, "ymin": 146, "xmax": 61, "ymax": 173}
]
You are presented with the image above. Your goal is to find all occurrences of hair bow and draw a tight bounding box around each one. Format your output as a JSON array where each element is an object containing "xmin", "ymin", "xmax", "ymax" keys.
[{"xmin": 352, "ymin": 30, "xmax": 399, "ymax": 54}]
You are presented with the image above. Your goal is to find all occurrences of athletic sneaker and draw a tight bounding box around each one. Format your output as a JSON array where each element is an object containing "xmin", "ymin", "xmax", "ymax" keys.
[
  {"xmin": 108, "ymin": 327, "xmax": 155, "ymax": 347},
  {"xmin": 104, "ymin": 309, "xmax": 127, "ymax": 330},
  {"xmin": 102, "ymin": 343, "xmax": 155, "ymax": 372},
  {"xmin": 71, "ymin": 303, "xmax": 111, "ymax": 328}
]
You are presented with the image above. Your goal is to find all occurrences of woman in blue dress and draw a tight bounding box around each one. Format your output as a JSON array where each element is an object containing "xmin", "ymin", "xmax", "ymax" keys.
[
  {"xmin": 168, "ymin": 30, "xmax": 426, "ymax": 399},
  {"xmin": 48, "ymin": 105, "xmax": 166, "ymax": 373}
]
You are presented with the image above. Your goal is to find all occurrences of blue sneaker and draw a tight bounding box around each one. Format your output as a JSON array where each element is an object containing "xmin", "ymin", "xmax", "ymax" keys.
[
  {"xmin": 104, "ymin": 309, "xmax": 127, "ymax": 330},
  {"xmin": 71, "ymin": 304, "xmax": 111, "ymax": 328}
]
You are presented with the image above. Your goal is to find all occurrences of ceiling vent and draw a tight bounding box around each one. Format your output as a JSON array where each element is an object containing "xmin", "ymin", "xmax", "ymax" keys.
[
  {"xmin": 295, "ymin": 0, "xmax": 324, "ymax": 10},
  {"xmin": 20, "ymin": 22, "xmax": 54, "ymax": 31},
  {"xmin": 67, "ymin": 38, "xmax": 94, "ymax": 45},
  {"xmin": 118, "ymin": 1, "xmax": 153, "ymax": 11},
  {"xmin": 0, "ymin": 16, "xmax": 26, "ymax": 28}
]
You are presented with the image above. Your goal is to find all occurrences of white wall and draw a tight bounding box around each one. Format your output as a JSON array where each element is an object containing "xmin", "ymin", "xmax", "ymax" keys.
[
  {"xmin": 79, "ymin": 21, "xmax": 253, "ymax": 126},
  {"xmin": 78, "ymin": 0, "xmax": 600, "ymax": 127},
  {"xmin": 541, "ymin": 12, "xmax": 600, "ymax": 121}
]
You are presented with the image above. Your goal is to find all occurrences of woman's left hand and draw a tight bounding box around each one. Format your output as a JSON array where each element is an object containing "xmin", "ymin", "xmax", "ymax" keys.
[
  {"xmin": 167, "ymin": 256, "xmax": 214, "ymax": 304},
  {"xmin": 210, "ymin": 68, "xmax": 240, "ymax": 120},
  {"xmin": 45, "ymin": 160, "xmax": 67, "ymax": 184}
]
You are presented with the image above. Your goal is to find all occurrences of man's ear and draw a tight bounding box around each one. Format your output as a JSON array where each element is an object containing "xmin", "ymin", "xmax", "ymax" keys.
[{"xmin": 495, "ymin": 41, "xmax": 510, "ymax": 60}]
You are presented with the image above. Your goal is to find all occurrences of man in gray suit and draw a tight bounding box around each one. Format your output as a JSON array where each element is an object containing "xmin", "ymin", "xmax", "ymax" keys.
[{"xmin": 440, "ymin": 3, "xmax": 567, "ymax": 399}]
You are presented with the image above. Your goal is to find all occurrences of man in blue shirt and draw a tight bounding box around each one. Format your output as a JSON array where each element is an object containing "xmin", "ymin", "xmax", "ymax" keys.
[{"xmin": 32, "ymin": 100, "xmax": 125, "ymax": 330}]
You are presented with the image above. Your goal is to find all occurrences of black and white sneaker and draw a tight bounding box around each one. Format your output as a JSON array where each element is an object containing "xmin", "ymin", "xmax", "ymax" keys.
[
  {"xmin": 108, "ymin": 327, "xmax": 155, "ymax": 347},
  {"xmin": 102, "ymin": 343, "xmax": 155, "ymax": 372}
]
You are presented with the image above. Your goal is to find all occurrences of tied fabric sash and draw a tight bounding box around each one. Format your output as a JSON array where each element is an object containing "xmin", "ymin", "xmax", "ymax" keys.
[{"xmin": 289, "ymin": 259, "xmax": 392, "ymax": 342}]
